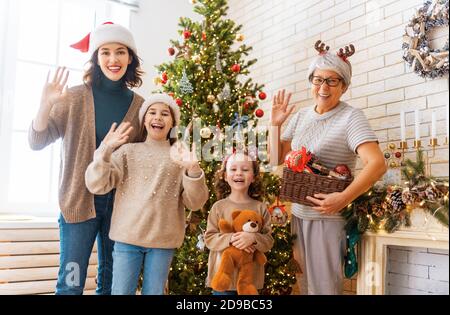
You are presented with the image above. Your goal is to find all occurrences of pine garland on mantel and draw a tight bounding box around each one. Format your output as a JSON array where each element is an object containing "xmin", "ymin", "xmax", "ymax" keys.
[
  {"xmin": 342, "ymin": 150, "xmax": 449, "ymax": 235},
  {"xmin": 342, "ymin": 150, "xmax": 448, "ymax": 278}
]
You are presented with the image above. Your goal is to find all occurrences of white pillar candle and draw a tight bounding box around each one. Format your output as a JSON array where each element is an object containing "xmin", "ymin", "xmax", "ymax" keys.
[
  {"xmin": 431, "ymin": 110, "xmax": 437, "ymax": 139},
  {"xmin": 400, "ymin": 111, "xmax": 406, "ymax": 142},
  {"xmin": 415, "ymin": 110, "xmax": 420, "ymax": 141}
]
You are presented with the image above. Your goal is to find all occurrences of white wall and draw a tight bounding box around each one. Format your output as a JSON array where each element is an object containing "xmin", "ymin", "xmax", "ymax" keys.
[{"xmin": 130, "ymin": 0, "xmax": 201, "ymax": 97}]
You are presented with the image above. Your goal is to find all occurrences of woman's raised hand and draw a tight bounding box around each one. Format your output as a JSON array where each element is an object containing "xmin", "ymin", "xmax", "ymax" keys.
[
  {"xmin": 103, "ymin": 122, "xmax": 134, "ymax": 151},
  {"xmin": 271, "ymin": 89, "xmax": 294, "ymax": 126},
  {"xmin": 41, "ymin": 67, "xmax": 70, "ymax": 109}
]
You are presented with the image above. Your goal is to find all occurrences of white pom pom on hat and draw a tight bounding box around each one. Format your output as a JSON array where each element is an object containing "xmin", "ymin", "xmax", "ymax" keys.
[{"xmin": 139, "ymin": 93, "xmax": 181, "ymax": 126}]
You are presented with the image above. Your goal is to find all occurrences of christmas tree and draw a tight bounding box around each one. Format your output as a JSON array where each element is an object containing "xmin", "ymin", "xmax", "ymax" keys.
[{"xmin": 154, "ymin": 0, "xmax": 297, "ymax": 295}]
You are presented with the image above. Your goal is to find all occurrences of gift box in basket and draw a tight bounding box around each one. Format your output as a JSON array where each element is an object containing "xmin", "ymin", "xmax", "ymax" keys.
[{"xmin": 280, "ymin": 147, "xmax": 353, "ymax": 207}]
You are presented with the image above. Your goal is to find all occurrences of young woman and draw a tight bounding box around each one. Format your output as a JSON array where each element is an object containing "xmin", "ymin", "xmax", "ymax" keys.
[{"xmin": 29, "ymin": 23, "xmax": 145, "ymax": 295}]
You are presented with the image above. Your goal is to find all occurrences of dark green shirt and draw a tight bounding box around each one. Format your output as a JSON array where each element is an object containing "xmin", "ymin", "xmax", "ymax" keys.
[{"xmin": 93, "ymin": 74, "xmax": 134, "ymax": 148}]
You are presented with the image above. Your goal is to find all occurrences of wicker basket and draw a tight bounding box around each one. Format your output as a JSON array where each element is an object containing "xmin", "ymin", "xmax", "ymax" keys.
[{"xmin": 280, "ymin": 167, "xmax": 353, "ymax": 207}]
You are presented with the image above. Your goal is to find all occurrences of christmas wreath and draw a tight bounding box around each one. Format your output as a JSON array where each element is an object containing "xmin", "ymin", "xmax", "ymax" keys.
[{"xmin": 402, "ymin": 0, "xmax": 449, "ymax": 79}]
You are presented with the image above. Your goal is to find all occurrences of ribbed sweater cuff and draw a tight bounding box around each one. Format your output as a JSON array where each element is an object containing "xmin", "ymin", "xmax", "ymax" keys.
[
  {"xmin": 29, "ymin": 122, "xmax": 48, "ymax": 145},
  {"xmin": 94, "ymin": 142, "xmax": 115, "ymax": 163}
]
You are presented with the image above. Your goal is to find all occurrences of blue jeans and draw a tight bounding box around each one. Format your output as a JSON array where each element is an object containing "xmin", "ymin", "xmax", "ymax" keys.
[
  {"xmin": 55, "ymin": 193, "xmax": 115, "ymax": 295},
  {"xmin": 112, "ymin": 242, "xmax": 175, "ymax": 295}
]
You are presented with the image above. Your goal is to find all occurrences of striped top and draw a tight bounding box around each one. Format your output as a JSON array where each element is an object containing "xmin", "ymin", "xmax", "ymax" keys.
[{"xmin": 281, "ymin": 102, "xmax": 378, "ymax": 221}]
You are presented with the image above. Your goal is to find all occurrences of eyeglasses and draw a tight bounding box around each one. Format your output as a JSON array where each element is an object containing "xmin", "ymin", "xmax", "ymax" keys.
[{"xmin": 310, "ymin": 76, "xmax": 343, "ymax": 87}]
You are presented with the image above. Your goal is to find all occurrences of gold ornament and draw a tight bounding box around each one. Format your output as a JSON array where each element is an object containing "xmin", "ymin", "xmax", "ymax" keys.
[
  {"xmin": 207, "ymin": 95, "xmax": 216, "ymax": 103},
  {"xmin": 192, "ymin": 54, "xmax": 201, "ymax": 64},
  {"xmin": 153, "ymin": 77, "xmax": 162, "ymax": 85},
  {"xmin": 200, "ymin": 127, "xmax": 212, "ymax": 139},
  {"xmin": 406, "ymin": 204, "xmax": 414, "ymax": 213},
  {"xmin": 389, "ymin": 160, "xmax": 398, "ymax": 168},
  {"xmin": 388, "ymin": 143, "xmax": 396, "ymax": 150},
  {"xmin": 236, "ymin": 34, "xmax": 245, "ymax": 41}
]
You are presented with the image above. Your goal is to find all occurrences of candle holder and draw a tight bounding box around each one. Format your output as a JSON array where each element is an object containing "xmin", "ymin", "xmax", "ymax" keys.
[
  {"xmin": 398, "ymin": 141, "xmax": 409, "ymax": 166},
  {"xmin": 429, "ymin": 138, "xmax": 439, "ymax": 158},
  {"xmin": 398, "ymin": 136, "xmax": 448, "ymax": 176},
  {"xmin": 414, "ymin": 140, "xmax": 422, "ymax": 149}
]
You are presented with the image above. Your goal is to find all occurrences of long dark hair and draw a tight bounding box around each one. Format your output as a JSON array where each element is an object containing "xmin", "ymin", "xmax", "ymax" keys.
[
  {"xmin": 214, "ymin": 151, "xmax": 264, "ymax": 201},
  {"xmin": 83, "ymin": 47, "xmax": 144, "ymax": 88}
]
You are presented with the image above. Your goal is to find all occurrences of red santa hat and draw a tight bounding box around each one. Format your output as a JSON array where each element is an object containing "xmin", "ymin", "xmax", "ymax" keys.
[{"xmin": 70, "ymin": 22, "xmax": 137, "ymax": 55}]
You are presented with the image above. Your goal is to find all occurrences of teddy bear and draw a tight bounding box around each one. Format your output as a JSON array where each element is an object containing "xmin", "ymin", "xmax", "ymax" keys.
[{"xmin": 210, "ymin": 210, "xmax": 267, "ymax": 295}]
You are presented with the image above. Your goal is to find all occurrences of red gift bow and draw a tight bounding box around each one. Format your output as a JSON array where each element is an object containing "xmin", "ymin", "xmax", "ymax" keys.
[{"xmin": 290, "ymin": 147, "xmax": 313, "ymax": 173}]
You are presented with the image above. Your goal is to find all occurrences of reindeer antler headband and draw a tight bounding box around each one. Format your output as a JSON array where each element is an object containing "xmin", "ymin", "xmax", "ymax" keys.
[{"xmin": 314, "ymin": 40, "xmax": 356, "ymax": 62}]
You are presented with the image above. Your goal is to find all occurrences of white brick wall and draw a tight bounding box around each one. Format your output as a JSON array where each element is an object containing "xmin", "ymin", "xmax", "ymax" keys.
[
  {"xmin": 387, "ymin": 246, "xmax": 449, "ymax": 295},
  {"xmin": 227, "ymin": 0, "xmax": 450, "ymax": 294},
  {"xmin": 228, "ymin": 0, "xmax": 449, "ymax": 178}
]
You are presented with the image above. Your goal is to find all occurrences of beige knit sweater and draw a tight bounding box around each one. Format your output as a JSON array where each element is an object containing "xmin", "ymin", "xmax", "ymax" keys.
[
  {"xmin": 85, "ymin": 139, "xmax": 209, "ymax": 248},
  {"xmin": 28, "ymin": 84, "xmax": 144, "ymax": 223},
  {"xmin": 204, "ymin": 198, "xmax": 274, "ymax": 290}
]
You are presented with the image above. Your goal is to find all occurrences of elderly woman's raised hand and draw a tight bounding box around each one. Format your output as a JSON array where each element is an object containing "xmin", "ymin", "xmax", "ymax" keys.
[{"xmin": 271, "ymin": 89, "xmax": 295, "ymax": 126}]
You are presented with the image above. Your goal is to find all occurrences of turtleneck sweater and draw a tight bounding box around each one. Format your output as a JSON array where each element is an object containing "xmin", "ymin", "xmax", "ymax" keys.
[{"xmin": 92, "ymin": 74, "xmax": 133, "ymax": 148}]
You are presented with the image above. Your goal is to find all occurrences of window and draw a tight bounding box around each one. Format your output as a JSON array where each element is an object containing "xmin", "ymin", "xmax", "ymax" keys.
[{"xmin": 0, "ymin": 0, "xmax": 133, "ymax": 216}]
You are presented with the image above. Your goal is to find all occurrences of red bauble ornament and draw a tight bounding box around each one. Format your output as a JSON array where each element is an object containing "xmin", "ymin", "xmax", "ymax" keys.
[
  {"xmin": 183, "ymin": 30, "xmax": 192, "ymax": 40},
  {"xmin": 231, "ymin": 64, "xmax": 241, "ymax": 73},
  {"xmin": 258, "ymin": 92, "xmax": 267, "ymax": 100},
  {"xmin": 202, "ymin": 32, "xmax": 207, "ymax": 41},
  {"xmin": 176, "ymin": 98, "xmax": 183, "ymax": 106},
  {"xmin": 168, "ymin": 47, "xmax": 175, "ymax": 56},
  {"xmin": 161, "ymin": 72, "xmax": 168, "ymax": 82},
  {"xmin": 395, "ymin": 152, "xmax": 402, "ymax": 159},
  {"xmin": 333, "ymin": 164, "xmax": 352, "ymax": 178},
  {"xmin": 255, "ymin": 108, "xmax": 264, "ymax": 118}
]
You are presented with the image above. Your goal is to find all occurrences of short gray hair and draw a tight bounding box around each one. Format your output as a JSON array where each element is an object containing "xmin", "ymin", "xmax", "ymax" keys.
[{"xmin": 307, "ymin": 52, "xmax": 352, "ymax": 87}]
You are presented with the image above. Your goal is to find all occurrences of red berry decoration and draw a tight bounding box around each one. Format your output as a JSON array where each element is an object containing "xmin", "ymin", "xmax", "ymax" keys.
[
  {"xmin": 258, "ymin": 92, "xmax": 267, "ymax": 100},
  {"xmin": 255, "ymin": 109, "xmax": 264, "ymax": 118},
  {"xmin": 168, "ymin": 92, "xmax": 175, "ymax": 98},
  {"xmin": 176, "ymin": 98, "xmax": 183, "ymax": 107},
  {"xmin": 231, "ymin": 64, "xmax": 241, "ymax": 73},
  {"xmin": 202, "ymin": 32, "xmax": 207, "ymax": 41},
  {"xmin": 183, "ymin": 30, "xmax": 192, "ymax": 40},
  {"xmin": 168, "ymin": 47, "xmax": 175, "ymax": 56}
]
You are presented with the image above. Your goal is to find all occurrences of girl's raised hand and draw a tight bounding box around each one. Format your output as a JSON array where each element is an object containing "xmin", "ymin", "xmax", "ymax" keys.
[
  {"xmin": 41, "ymin": 67, "xmax": 70, "ymax": 109},
  {"xmin": 170, "ymin": 141, "xmax": 200, "ymax": 170},
  {"xmin": 102, "ymin": 122, "xmax": 134, "ymax": 151}
]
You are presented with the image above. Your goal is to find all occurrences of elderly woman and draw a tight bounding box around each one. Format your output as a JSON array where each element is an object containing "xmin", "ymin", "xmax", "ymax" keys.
[{"xmin": 269, "ymin": 41, "xmax": 387, "ymax": 295}]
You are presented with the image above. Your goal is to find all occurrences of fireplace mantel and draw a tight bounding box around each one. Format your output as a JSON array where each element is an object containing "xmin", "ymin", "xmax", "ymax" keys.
[{"xmin": 356, "ymin": 209, "xmax": 449, "ymax": 295}]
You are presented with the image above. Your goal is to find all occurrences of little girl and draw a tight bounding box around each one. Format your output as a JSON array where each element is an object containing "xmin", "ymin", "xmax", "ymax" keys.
[
  {"xmin": 205, "ymin": 151, "xmax": 274, "ymax": 295},
  {"xmin": 85, "ymin": 93, "xmax": 209, "ymax": 295}
]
